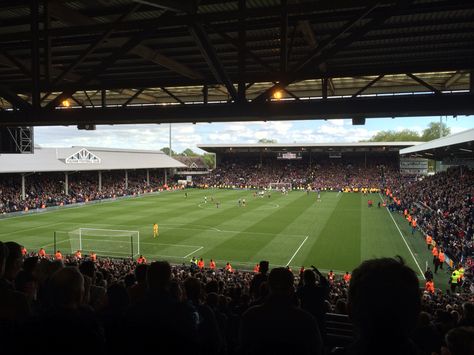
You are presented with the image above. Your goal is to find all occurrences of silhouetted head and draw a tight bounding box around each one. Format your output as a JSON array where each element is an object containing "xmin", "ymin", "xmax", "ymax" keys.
[
  {"xmin": 303, "ymin": 269, "xmax": 316, "ymax": 285},
  {"xmin": 268, "ymin": 267, "xmax": 294, "ymax": 297},
  {"xmin": 134, "ymin": 263, "xmax": 148, "ymax": 283},
  {"xmin": 147, "ymin": 261, "xmax": 171, "ymax": 291},
  {"xmin": 445, "ymin": 327, "xmax": 474, "ymax": 355},
  {"xmin": 5, "ymin": 242, "xmax": 23, "ymax": 280},
  {"xmin": 50, "ymin": 267, "xmax": 85, "ymax": 309},
  {"xmin": 348, "ymin": 257, "xmax": 420, "ymax": 338},
  {"xmin": 184, "ymin": 277, "xmax": 201, "ymax": 301},
  {"xmin": 79, "ymin": 260, "xmax": 96, "ymax": 279},
  {"xmin": 259, "ymin": 260, "xmax": 269, "ymax": 274},
  {"xmin": 0, "ymin": 242, "xmax": 7, "ymax": 278}
]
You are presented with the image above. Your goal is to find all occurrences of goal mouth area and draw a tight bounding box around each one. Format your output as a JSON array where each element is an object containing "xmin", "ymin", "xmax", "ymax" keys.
[{"xmin": 53, "ymin": 228, "xmax": 140, "ymax": 258}]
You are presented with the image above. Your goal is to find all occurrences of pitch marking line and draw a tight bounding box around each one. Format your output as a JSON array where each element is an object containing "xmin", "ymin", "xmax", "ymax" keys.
[
  {"xmin": 378, "ymin": 193, "xmax": 425, "ymax": 279},
  {"xmin": 183, "ymin": 246, "xmax": 204, "ymax": 259},
  {"xmin": 61, "ymin": 222, "xmax": 306, "ymax": 239},
  {"xmin": 285, "ymin": 235, "xmax": 309, "ymax": 266},
  {"xmin": 197, "ymin": 202, "xmax": 280, "ymax": 210},
  {"xmin": 51, "ymin": 237, "xmax": 202, "ymax": 249},
  {"xmin": 0, "ymin": 221, "xmax": 64, "ymax": 237}
]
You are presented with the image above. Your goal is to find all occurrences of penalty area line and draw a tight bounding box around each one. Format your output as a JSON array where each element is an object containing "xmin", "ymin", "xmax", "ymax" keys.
[
  {"xmin": 378, "ymin": 193, "xmax": 425, "ymax": 280},
  {"xmin": 183, "ymin": 246, "xmax": 204, "ymax": 259},
  {"xmin": 286, "ymin": 235, "xmax": 309, "ymax": 266}
]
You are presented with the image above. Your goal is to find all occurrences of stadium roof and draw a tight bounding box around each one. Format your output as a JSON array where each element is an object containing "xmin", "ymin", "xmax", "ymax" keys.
[
  {"xmin": 0, "ymin": 0, "xmax": 473, "ymax": 126},
  {"xmin": 0, "ymin": 146, "xmax": 186, "ymax": 174},
  {"xmin": 400, "ymin": 129, "xmax": 474, "ymax": 160},
  {"xmin": 198, "ymin": 141, "xmax": 420, "ymax": 153}
]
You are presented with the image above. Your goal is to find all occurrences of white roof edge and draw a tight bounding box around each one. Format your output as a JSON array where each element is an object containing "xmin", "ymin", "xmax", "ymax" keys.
[
  {"xmin": 72, "ymin": 146, "xmax": 167, "ymax": 154},
  {"xmin": 400, "ymin": 129, "xmax": 474, "ymax": 155},
  {"xmin": 198, "ymin": 141, "xmax": 422, "ymax": 149},
  {"xmin": 0, "ymin": 146, "xmax": 186, "ymax": 174}
]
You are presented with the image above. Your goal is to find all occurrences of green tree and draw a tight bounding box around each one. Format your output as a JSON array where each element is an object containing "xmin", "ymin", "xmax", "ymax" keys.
[
  {"xmin": 181, "ymin": 148, "xmax": 198, "ymax": 156},
  {"xmin": 421, "ymin": 122, "xmax": 451, "ymax": 141},
  {"xmin": 160, "ymin": 147, "xmax": 177, "ymax": 156},
  {"xmin": 258, "ymin": 138, "xmax": 278, "ymax": 143},
  {"xmin": 366, "ymin": 129, "xmax": 422, "ymax": 142},
  {"xmin": 202, "ymin": 153, "xmax": 216, "ymax": 169}
]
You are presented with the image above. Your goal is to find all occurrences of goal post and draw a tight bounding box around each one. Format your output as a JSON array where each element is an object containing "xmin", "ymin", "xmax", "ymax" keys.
[
  {"xmin": 53, "ymin": 228, "xmax": 140, "ymax": 258},
  {"xmin": 268, "ymin": 182, "xmax": 292, "ymax": 191}
]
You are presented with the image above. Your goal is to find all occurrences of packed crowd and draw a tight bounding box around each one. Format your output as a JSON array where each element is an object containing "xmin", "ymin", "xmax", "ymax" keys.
[
  {"xmin": 1, "ymin": 242, "xmax": 473, "ymax": 355},
  {"xmin": 0, "ymin": 171, "xmax": 165, "ymax": 214},
  {"xmin": 196, "ymin": 157, "xmax": 399, "ymax": 191},
  {"xmin": 387, "ymin": 166, "xmax": 474, "ymax": 265}
]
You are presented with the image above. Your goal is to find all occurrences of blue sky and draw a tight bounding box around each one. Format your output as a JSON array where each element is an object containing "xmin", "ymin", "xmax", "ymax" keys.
[{"xmin": 35, "ymin": 115, "xmax": 473, "ymax": 154}]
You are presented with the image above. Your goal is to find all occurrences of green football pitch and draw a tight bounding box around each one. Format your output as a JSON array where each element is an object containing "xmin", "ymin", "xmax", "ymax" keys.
[{"xmin": 0, "ymin": 189, "xmax": 448, "ymax": 285}]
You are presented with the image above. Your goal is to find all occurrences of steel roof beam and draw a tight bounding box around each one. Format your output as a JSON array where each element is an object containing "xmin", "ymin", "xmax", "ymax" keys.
[
  {"xmin": 0, "ymin": 85, "xmax": 32, "ymax": 111},
  {"xmin": 121, "ymin": 88, "xmax": 146, "ymax": 107},
  {"xmin": 132, "ymin": 0, "xmax": 196, "ymax": 13},
  {"xmin": 45, "ymin": 25, "xmax": 162, "ymax": 110},
  {"xmin": 406, "ymin": 73, "xmax": 442, "ymax": 95},
  {"xmin": 352, "ymin": 74, "xmax": 384, "ymax": 97},
  {"xmin": 1, "ymin": 93, "xmax": 472, "ymax": 126},
  {"xmin": 48, "ymin": 3, "xmax": 203, "ymax": 81},
  {"xmin": 160, "ymin": 87, "xmax": 184, "ymax": 104},
  {"xmin": 251, "ymin": 2, "xmax": 382, "ymax": 103},
  {"xmin": 189, "ymin": 23, "xmax": 238, "ymax": 101}
]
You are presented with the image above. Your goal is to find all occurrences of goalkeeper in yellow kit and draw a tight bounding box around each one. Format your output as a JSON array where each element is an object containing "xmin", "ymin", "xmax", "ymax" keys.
[{"xmin": 153, "ymin": 223, "xmax": 159, "ymax": 238}]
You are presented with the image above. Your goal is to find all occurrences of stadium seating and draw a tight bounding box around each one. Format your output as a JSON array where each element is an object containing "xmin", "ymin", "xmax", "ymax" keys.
[
  {"xmin": 0, "ymin": 171, "xmax": 164, "ymax": 214},
  {"xmin": 1, "ymin": 162, "xmax": 473, "ymax": 354},
  {"xmin": 0, "ymin": 243, "xmax": 473, "ymax": 355},
  {"xmin": 388, "ymin": 166, "xmax": 474, "ymax": 265}
]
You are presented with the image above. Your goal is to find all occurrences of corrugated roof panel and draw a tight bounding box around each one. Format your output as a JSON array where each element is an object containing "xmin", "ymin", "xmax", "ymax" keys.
[{"xmin": 0, "ymin": 147, "xmax": 186, "ymax": 174}]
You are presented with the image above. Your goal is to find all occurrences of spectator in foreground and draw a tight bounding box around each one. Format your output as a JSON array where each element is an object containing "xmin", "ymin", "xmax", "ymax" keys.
[
  {"xmin": 23, "ymin": 266, "xmax": 105, "ymax": 354},
  {"xmin": 443, "ymin": 326, "xmax": 474, "ymax": 355},
  {"xmin": 0, "ymin": 241, "xmax": 30, "ymax": 322},
  {"xmin": 337, "ymin": 257, "xmax": 421, "ymax": 355},
  {"xmin": 240, "ymin": 267, "xmax": 322, "ymax": 355},
  {"xmin": 249, "ymin": 260, "xmax": 269, "ymax": 300},
  {"xmin": 124, "ymin": 261, "xmax": 198, "ymax": 354},
  {"xmin": 297, "ymin": 266, "xmax": 329, "ymax": 336}
]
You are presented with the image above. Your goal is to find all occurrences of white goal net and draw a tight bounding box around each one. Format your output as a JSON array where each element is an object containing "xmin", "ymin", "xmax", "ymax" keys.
[
  {"xmin": 54, "ymin": 228, "xmax": 140, "ymax": 258},
  {"xmin": 268, "ymin": 182, "xmax": 292, "ymax": 191}
]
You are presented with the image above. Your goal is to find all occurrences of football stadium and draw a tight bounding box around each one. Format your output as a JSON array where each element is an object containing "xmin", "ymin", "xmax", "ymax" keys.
[{"xmin": 0, "ymin": 1, "xmax": 474, "ymax": 354}]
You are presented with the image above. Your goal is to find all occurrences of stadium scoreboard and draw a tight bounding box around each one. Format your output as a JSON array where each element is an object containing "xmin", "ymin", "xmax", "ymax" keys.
[
  {"xmin": 277, "ymin": 151, "xmax": 302, "ymax": 160},
  {"xmin": 400, "ymin": 158, "xmax": 429, "ymax": 175}
]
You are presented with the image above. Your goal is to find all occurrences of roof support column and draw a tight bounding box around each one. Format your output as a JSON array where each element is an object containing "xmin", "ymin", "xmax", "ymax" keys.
[
  {"xmin": 21, "ymin": 174, "xmax": 26, "ymax": 200},
  {"xmin": 31, "ymin": 0, "xmax": 41, "ymax": 111},
  {"xmin": 164, "ymin": 169, "xmax": 167, "ymax": 186},
  {"xmin": 470, "ymin": 70, "xmax": 474, "ymax": 94},
  {"xmin": 98, "ymin": 171, "xmax": 102, "ymax": 192},
  {"xmin": 146, "ymin": 169, "xmax": 150, "ymax": 187},
  {"xmin": 125, "ymin": 170, "xmax": 128, "ymax": 189},
  {"xmin": 64, "ymin": 172, "xmax": 69, "ymax": 195},
  {"xmin": 101, "ymin": 90, "xmax": 106, "ymax": 108}
]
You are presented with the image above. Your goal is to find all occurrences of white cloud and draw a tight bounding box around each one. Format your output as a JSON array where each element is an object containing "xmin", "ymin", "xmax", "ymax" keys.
[{"xmin": 34, "ymin": 116, "xmax": 473, "ymax": 153}]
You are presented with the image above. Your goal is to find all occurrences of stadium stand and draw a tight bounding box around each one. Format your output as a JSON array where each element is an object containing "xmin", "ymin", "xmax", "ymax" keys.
[
  {"xmin": 1, "ymin": 247, "xmax": 473, "ymax": 355},
  {"xmin": 0, "ymin": 146, "xmax": 185, "ymax": 215},
  {"xmin": 0, "ymin": 171, "xmax": 166, "ymax": 214},
  {"xmin": 387, "ymin": 166, "xmax": 474, "ymax": 265}
]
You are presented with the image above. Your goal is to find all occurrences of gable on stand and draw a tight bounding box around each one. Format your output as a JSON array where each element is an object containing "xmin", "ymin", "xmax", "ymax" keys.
[{"xmin": 65, "ymin": 148, "xmax": 101, "ymax": 164}]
